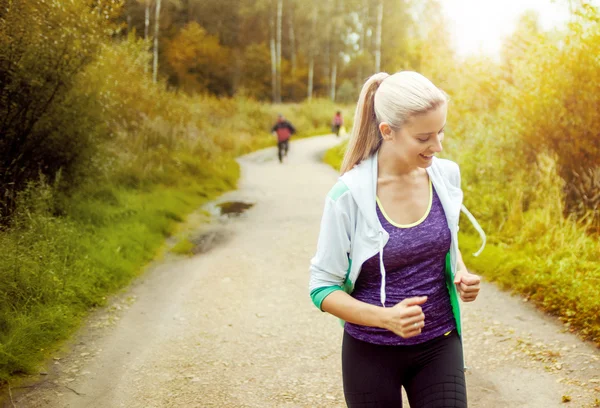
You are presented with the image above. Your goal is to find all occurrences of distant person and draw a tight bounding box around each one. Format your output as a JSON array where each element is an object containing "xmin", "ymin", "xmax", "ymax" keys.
[
  {"xmin": 309, "ymin": 71, "xmax": 487, "ymax": 407},
  {"xmin": 271, "ymin": 114, "xmax": 296, "ymax": 163},
  {"xmin": 332, "ymin": 111, "xmax": 344, "ymax": 137}
]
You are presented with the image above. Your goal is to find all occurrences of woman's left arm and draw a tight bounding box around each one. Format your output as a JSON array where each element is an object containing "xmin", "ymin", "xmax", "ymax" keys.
[{"xmin": 454, "ymin": 249, "xmax": 481, "ymax": 302}]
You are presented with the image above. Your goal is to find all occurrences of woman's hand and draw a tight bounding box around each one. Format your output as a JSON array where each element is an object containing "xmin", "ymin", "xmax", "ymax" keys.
[
  {"xmin": 381, "ymin": 296, "xmax": 427, "ymax": 338},
  {"xmin": 454, "ymin": 269, "xmax": 481, "ymax": 302}
]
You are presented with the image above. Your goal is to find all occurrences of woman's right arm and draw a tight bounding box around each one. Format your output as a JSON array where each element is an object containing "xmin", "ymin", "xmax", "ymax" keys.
[
  {"xmin": 322, "ymin": 291, "xmax": 428, "ymax": 339},
  {"xmin": 321, "ymin": 290, "xmax": 386, "ymax": 327}
]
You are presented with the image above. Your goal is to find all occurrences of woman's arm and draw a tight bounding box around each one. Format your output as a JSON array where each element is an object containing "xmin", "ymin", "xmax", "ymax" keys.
[
  {"xmin": 454, "ymin": 249, "xmax": 481, "ymax": 302},
  {"xmin": 321, "ymin": 291, "xmax": 428, "ymax": 339}
]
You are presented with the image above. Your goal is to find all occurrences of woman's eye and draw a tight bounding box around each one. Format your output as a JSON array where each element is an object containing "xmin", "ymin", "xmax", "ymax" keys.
[{"xmin": 418, "ymin": 138, "xmax": 429, "ymax": 143}]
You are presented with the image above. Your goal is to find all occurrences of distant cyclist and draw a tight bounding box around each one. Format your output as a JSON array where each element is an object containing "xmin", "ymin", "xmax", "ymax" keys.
[
  {"xmin": 332, "ymin": 111, "xmax": 344, "ymax": 137},
  {"xmin": 271, "ymin": 114, "xmax": 296, "ymax": 163}
]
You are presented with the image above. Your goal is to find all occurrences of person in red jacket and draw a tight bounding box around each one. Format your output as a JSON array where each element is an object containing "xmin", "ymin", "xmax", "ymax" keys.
[
  {"xmin": 271, "ymin": 114, "xmax": 297, "ymax": 163},
  {"xmin": 332, "ymin": 111, "xmax": 344, "ymax": 137}
]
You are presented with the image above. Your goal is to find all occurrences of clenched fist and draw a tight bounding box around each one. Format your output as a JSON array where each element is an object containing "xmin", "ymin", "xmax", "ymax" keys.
[
  {"xmin": 454, "ymin": 270, "xmax": 480, "ymax": 302},
  {"xmin": 381, "ymin": 296, "xmax": 428, "ymax": 338}
]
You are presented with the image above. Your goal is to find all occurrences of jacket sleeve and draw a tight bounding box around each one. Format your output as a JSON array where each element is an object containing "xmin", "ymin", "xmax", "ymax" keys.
[
  {"xmin": 453, "ymin": 163, "xmax": 462, "ymax": 232},
  {"xmin": 449, "ymin": 161, "xmax": 487, "ymax": 255},
  {"xmin": 309, "ymin": 191, "xmax": 353, "ymax": 310},
  {"xmin": 288, "ymin": 122, "xmax": 296, "ymax": 135},
  {"xmin": 444, "ymin": 159, "xmax": 461, "ymax": 189},
  {"xmin": 453, "ymin": 162, "xmax": 461, "ymax": 190}
]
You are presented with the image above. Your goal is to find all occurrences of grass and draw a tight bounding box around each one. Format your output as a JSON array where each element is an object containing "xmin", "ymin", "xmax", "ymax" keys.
[
  {"xmin": 171, "ymin": 238, "xmax": 195, "ymax": 255},
  {"xmin": 323, "ymin": 139, "xmax": 348, "ymax": 172},
  {"xmin": 0, "ymin": 166, "xmax": 238, "ymax": 381}
]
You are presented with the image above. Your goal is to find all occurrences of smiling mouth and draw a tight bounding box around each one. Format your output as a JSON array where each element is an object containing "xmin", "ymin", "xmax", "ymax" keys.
[{"xmin": 420, "ymin": 154, "xmax": 434, "ymax": 159}]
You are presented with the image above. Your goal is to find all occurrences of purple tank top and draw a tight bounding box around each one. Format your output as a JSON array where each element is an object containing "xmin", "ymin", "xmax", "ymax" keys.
[{"xmin": 345, "ymin": 183, "xmax": 456, "ymax": 345}]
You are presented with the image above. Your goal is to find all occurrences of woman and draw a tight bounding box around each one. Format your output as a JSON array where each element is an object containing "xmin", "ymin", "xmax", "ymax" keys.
[{"xmin": 309, "ymin": 71, "xmax": 486, "ymax": 407}]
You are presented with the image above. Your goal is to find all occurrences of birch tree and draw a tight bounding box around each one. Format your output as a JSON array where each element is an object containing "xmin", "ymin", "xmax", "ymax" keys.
[
  {"xmin": 307, "ymin": 4, "xmax": 317, "ymax": 100},
  {"xmin": 152, "ymin": 0, "xmax": 161, "ymax": 83},
  {"xmin": 145, "ymin": 1, "xmax": 151, "ymax": 40},
  {"xmin": 276, "ymin": 0, "xmax": 283, "ymax": 103},
  {"xmin": 375, "ymin": 0, "xmax": 383, "ymax": 72},
  {"xmin": 270, "ymin": 8, "xmax": 277, "ymax": 102},
  {"xmin": 288, "ymin": 4, "xmax": 297, "ymax": 99}
]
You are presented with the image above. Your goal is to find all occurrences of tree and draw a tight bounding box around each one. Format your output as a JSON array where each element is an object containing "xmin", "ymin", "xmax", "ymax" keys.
[
  {"xmin": 165, "ymin": 22, "xmax": 231, "ymax": 95},
  {"xmin": 239, "ymin": 43, "xmax": 273, "ymax": 100},
  {"xmin": 0, "ymin": 0, "xmax": 118, "ymax": 220},
  {"xmin": 152, "ymin": 0, "xmax": 162, "ymax": 83},
  {"xmin": 276, "ymin": 0, "xmax": 283, "ymax": 103},
  {"xmin": 374, "ymin": 0, "xmax": 383, "ymax": 72}
]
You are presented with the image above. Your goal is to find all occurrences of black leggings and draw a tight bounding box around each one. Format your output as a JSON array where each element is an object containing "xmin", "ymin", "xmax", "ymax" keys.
[
  {"xmin": 277, "ymin": 140, "xmax": 289, "ymax": 162},
  {"xmin": 342, "ymin": 330, "xmax": 467, "ymax": 408}
]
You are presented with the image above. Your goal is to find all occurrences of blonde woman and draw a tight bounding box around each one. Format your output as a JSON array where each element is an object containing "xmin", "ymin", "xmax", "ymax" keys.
[{"xmin": 309, "ymin": 71, "xmax": 486, "ymax": 407}]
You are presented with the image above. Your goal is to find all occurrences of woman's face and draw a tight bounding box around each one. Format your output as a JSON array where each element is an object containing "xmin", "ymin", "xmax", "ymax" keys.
[{"xmin": 380, "ymin": 103, "xmax": 447, "ymax": 169}]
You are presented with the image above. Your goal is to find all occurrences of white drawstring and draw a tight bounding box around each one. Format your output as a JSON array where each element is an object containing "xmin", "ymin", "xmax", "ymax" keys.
[
  {"xmin": 460, "ymin": 204, "xmax": 487, "ymax": 256},
  {"xmin": 379, "ymin": 231, "xmax": 386, "ymax": 307}
]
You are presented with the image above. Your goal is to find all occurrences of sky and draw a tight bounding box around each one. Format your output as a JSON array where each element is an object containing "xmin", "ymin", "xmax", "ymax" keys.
[{"xmin": 440, "ymin": 0, "xmax": 572, "ymax": 58}]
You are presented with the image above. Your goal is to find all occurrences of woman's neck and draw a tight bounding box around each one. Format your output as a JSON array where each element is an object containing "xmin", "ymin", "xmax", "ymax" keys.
[{"xmin": 377, "ymin": 143, "xmax": 423, "ymax": 180}]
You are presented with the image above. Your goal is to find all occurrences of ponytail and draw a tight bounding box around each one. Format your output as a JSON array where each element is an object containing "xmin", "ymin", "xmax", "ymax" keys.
[{"xmin": 340, "ymin": 72, "xmax": 389, "ymax": 174}]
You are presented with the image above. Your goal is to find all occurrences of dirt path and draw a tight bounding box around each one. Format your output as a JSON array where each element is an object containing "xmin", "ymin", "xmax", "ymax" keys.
[{"xmin": 9, "ymin": 136, "xmax": 600, "ymax": 408}]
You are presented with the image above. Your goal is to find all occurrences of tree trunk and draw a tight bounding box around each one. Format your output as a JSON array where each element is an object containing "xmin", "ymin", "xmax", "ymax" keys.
[
  {"xmin": 288, "ymin": 6, "xmax": 296, "ymax": 100},
  {"xmin": 308, "ymin": 59, "xmax": 314, "ymax": 101},
  {"xmin": 330, "ymin": 0, "xmax": 342, "ymax": 102},
  {"xmin": 144, "ymin": 2, "xmax": 150, "ymax": 41},
  {"xmin": 276, "ymin": 0, "xmax": 283, "ymax": 103},
  {"xmin": 144, "ymin": 1, "xmax": 151, "ymax": 74},
  {"xmin": 375, "ymin": 0, "xmax": 383, "ymax": 72},
  {"xmin": 324, "ymin": 0, "xmax": 334, "ymax": 98},
  {"xmin": 126, "ymin": 0, "xmax": 132, "ymax": 34},
  {"xmin": 330, "ymin": 62, "xmax": 337, "ymax": 102},
  {"xmin": 152, "ymin": 0, "xmax": 161, "ymax": 84},
  {"xmin": 358, "ymin": 0, "xmax": 368, "ymax": 86},
  {"xmin": 307, "ymin": 4, "xmax": 318, "ymax": 101},
  {"xmin": 270, "ymin": 11, "xmax": 277, "ymax": 103}
]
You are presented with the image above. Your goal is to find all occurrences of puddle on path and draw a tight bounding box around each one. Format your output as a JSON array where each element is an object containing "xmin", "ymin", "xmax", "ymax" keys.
[
  {"xmin": 188, "ymin": 230, "xmax": 230, "ymax": 255},
  {"xmin": 216, "ymin": 201, "xmax": 254, "ymax": 217},
  {"xmin": 168, "ymin": 200, "xmax": 255, "ymax": 257}
]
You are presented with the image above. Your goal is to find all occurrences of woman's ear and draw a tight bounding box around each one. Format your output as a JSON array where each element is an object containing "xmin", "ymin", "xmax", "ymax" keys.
[{"xmin": 379, "ymin": 122, "xmax": 394, "ymax": 141}]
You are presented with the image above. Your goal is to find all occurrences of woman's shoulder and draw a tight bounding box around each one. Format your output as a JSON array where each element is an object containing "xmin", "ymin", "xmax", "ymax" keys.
[
  {"xmin": 327, "ymin": 179, "xmax": 351, "ymax": 202},
  {"xmin": 326, "ymin": 179, "xmax": 360, "ymax": 214}
]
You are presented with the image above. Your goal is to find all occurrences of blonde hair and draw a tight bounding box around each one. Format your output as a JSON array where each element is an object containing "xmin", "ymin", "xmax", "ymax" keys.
[{"xmin": 340, "ymin": 71, "xmax": 448, "ymax": 174}]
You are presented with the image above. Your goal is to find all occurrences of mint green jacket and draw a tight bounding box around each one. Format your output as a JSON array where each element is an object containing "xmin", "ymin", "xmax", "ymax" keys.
[{"xmin": 309, "ymin": 153, "xmax": 486, "ymax": 337}]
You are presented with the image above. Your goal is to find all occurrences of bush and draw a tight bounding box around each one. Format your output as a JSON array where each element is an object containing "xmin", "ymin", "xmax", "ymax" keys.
[{"xmin": 0, "ymin": 0, "xmax": 114, "ymax": 220}]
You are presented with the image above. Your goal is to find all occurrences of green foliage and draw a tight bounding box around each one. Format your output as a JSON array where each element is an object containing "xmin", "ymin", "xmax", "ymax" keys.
[
  {"xmin": 323, "ymin": 139, "xmax": 347, "ymax": 172},
  {"xmin": 0, "ymin": 0, "xmax": 118, "ymax": 220},
  {"xmin": 460, "ymin": 233, "xmax": 600, "ymax": 344},
  {"xmin": 166, "ymin": 23, "xmax": 232, "ymax": 95},
  {"xmin": 239, "ymin": 43, "xmax": 273, "ymax": 100},
  {"xmin": 446, "ymin": 7, "xmax": 600, "ymax": 344},
  {"xmin": 0, "ymin": 171, "xmax": 236, "ymax": 380},
  {"xmin": 171, "ymin": 239, "xmax": 195, "ymax": 255}
]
